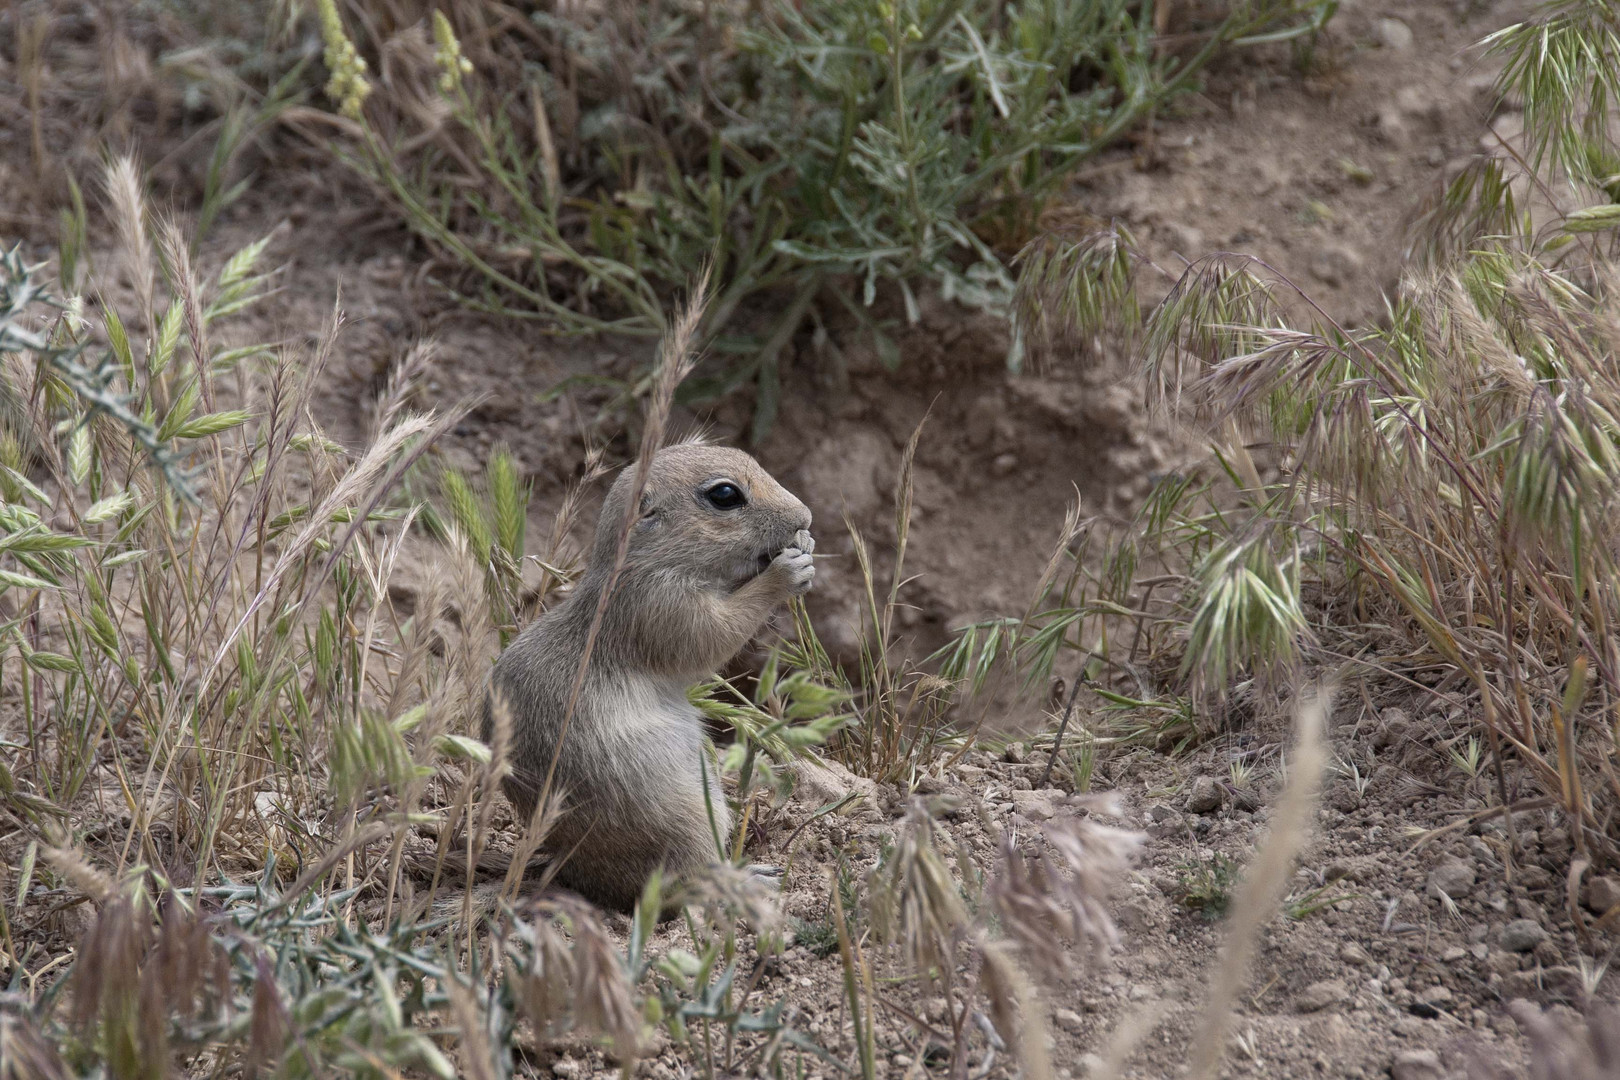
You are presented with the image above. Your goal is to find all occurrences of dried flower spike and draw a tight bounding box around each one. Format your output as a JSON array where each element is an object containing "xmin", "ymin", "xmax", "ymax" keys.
[
  {"xmin": 317, "ymin": 0, "xmax": 371, "ymax": 120},
  {"xmin": 432, "ymin": 12, "xmax": 475, "ymax": 97}
]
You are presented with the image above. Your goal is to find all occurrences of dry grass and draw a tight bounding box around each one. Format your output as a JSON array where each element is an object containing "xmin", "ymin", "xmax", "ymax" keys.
[
  {"xmin": 979, "ymin": 0, "xmax": 1620, "ymax": 893},
  {"xmin": 1188, "ymin": 689, "xmax": 1327, "ymax": 1078},
  {"xmin": 1466, "ymin": 1001, "xmax": 1620, "ymax": 1080},
  {"xmin": 0, "ymin": 152, "xmax": 1157, "ymax": 1079},
  {"xmin": 14, "ymin": 2, "xmax": 1620, "ymax": 1077}
]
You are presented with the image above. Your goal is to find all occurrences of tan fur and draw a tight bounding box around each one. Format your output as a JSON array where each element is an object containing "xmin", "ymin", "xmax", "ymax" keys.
[{"xmin": 484, "ymin": 444, "xmax": 813, "ymax": 910}]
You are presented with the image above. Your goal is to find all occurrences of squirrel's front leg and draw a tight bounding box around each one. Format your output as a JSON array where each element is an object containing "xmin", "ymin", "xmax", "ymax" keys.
[
  {"xmin": 710, "ymin": 528, "xmax": 815, "ymax": 644},
  {"xmin": 634, "ymin": 531, "xmax": 815, "ymax": 677}
]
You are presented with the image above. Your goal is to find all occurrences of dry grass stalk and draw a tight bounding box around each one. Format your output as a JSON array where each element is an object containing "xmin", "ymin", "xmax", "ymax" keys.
[
  {"xmin": 0, "ymin": 996, "xmax": 75, "ymax": 1080},
  {"xmin": 989, "ymin": 794, "xmax": 1144, "ymax": 984},
  {"xmin": 865, "ymin": 793, "xmax": 1142, "ymax": 1080},
  {"xmin": 101, "ymin": 156, "xmax": 155, "ymax": 331},
  {"xmin": 975, "ymin": 936, "xmax": 1053, "ymax": 1080},
  {"xmin": 448, "ymin": 976, "xmax": 499, "ymax": 1080},
  {"xmin": 505, "ymin": 895, "xmax": 646, "ymax": 1062},
  {"xmin": 868, "ymin": 802, "xmax": 972, "ymax": 995},
  {"xmin": 535, "ymin": 264, "xmax": 711, "ymax": 814},
  {"xmin": 1466, "ymin": 1001, "xmax": 1620, "ymax": 1080},
  {"xmin": 1188, "ymin": 688, "xmax": 1328, "ymax": 1079}
]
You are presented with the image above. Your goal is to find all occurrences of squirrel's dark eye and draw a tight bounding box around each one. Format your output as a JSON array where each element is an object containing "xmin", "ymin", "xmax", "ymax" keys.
[{"xmin": 705, "ymin": 482, "xmax": 747, "ymax": 510}]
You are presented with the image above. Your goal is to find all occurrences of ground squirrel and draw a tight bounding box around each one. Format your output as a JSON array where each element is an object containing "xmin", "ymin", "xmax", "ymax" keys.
[{"xmin": 484, "ymin": 443, "xmax": 814, "ymax": 910}]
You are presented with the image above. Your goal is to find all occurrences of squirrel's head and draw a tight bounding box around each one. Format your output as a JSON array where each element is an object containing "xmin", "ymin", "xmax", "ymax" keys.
[{"xmin": 592, "ymin": 444, "xmax": 812, "ymax": 590}]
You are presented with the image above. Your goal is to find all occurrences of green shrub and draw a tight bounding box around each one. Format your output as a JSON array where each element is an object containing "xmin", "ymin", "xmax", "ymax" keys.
[{"xmin": 315, "ymin": 0, "xmax": 1335, "ymax": 430}]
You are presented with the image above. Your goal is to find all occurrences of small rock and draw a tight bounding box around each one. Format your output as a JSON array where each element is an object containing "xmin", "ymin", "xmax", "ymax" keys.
[
  {"xmin": 1374, "ymin": 106, "xmax": 1410, "ymax": 147},
  {"xmin": 1502, "ymin": 966, "xmax": 1584, "ymax": 1001},
  {"xmin": 1395, "ymin": 86, "xmax": 1442, "ymax": 126},
  {"xmin": 1441, "ymin": 946, "xmax": 1468, "ymax": 963},
  {"xmin": 552, "ymin": 1059, "xmax": 582, "ymax": 1079},
  {"xmin": 1010, "ymin": 790, "xmax": 1059, "ymax": 821},
  {"xmin": 992, "ymin": 453, "xmax": 1020, "ymax": 476},
  {"xmin": 1427, "ymin": 856, "xmax": 1477, "ymax": 901},
  {"xmin": 1375, "ymin": 17, "xmax": 1414, "ymax": 51},
  {"xmin": 1309, "ymin": 244, "xmax": 1364, "ymax": 288},
  {"xmin": 1519, "ymin": 864, "xmax": 1553, "ymax": 891},
  {"xmin": 1417, "ymin": 985, "xmax": 1454, "ymax": 1007},
  {"xmin": 792, "ymin": 758, "xmax": 877, "ymax": 805},
  {"xmin": 1296, "ymin": 979, "xmax": 1349, "ymax": 1013},
  {"xmin": 1186, "ymin": 776, "xmax": 1223, "ymax": 814},
  {"xmin": 1586, "ymin": 875, "xmax": 1620, "ymax": 913},
  {"xmin": 1146, "ymin": 804, "xmax": 1184, "ymax": 838},
  {"xmin": 1500, "ymin": 919, "xmax": 1548, "ymax": 953},
  {"xmin": 1340, "ymin": 942, "xmax": 1372, "ymax": 966},
  {"xmin": 1325, "ymin": 859, "xmax": 1364, "ymax": 883},
  {"xmin": 1053, "ymin": 1007, "xmax": 1084, "ymax": 1033},
  {"xmin": 1077, "ymin": 1053, "xmax": 1106, "ymax": 1078},
  {"xmin": 1372, "ymin": 708, "xmax": 1410, "ymax": 749},
  {"xmin": 1391, "ymin": 1049, "xmax": 1444, "ymax": 1080},
  {"xmin": 1326, "ymin": 783, "xmax": 1362, "ymax": 813},
  {"xmin": 1162, "ymin": 221, "xmax": 1204, "ymax": 255},
  {"xmin": 1003, "ymin": 742, "xmax": 1027, "ymax": 764},
  {"xmin": 1487, "ymin": 950, "xmax": 1524, "ymax": 976}
]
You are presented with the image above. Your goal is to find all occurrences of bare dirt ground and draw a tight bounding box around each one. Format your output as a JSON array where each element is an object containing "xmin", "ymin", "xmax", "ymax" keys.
[{"xmin": 8, "ymin": 0, "xmax": 1613, "ymax": 1076}]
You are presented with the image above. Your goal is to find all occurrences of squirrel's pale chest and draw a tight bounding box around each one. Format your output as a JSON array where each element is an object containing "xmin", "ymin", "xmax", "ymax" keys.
[{"xmin": 589, "ymin": 674, "xmax": 706, "ymax": 750}]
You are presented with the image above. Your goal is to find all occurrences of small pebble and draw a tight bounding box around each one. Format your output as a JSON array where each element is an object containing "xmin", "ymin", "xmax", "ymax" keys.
[
  {"xmin": 1296, "ymin": 979, "xmax": 1349, "ymax": 1013},
  {"xmin": 1186, "ymin": 776, "xmax": 1223, "ymax": 814},
  {"xmin": 1011, "ymin": 790, "xmax": 1058, "ymax": 821},
  {"xmin": 1500, "ymin": 919, "xmax": 1548, "ymax": 953},
  {"xmin": 1309, "ymin": 243, "xmax": 1364, "ymax": 288},
  {"xmin": 1418, "ymin": 985, "xmax": 1454, "ymax": 1006},
  {"xmin": 1053, "ymin": 1007, "xmax": 1084, "ymax": 1033},
  {"xmin": 1426, "ymin": 856, "xmax": 1477, "ymax": 900},
  {"xmin": 1340, "ymin": 942, "xmax": 1372, "ymax": 966},
  {"xmin": 1391, "ymin": 1049, "xmax": 1443, "ymax": 1080},
  {"xmin": 1587, "ymin": 875, "xmax": 1620, "ymax": 913},
  {"xmin": 1375, "ymin": 17, "xmax": 1414, "ymax": 51}
]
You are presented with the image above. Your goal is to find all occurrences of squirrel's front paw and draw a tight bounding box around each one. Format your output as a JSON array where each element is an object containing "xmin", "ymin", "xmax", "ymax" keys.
[{"xmin": 771, "ymin": 533, "xmax": 815, "ymax": 596}]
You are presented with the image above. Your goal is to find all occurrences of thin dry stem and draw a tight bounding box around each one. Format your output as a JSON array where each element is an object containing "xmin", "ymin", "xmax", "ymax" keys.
[{"xmin": 1189, "ymin": 687, "xmax": 1328, "ymax": 1079}]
